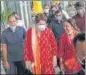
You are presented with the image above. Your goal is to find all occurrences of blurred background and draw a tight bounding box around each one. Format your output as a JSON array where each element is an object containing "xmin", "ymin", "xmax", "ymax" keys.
[{"xmin": 1, "ymin": 0, "xmax": 79, "ymax": 31}]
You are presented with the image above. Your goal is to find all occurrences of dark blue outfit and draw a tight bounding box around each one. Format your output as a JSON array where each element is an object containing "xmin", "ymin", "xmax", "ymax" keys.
[
  {"xmin": 1, "ymin": 26, "xmax": 26, "ymax": 74},
  {"xmin": 48, "ymin": 19, "xmax": 64, "ymax": 41}
]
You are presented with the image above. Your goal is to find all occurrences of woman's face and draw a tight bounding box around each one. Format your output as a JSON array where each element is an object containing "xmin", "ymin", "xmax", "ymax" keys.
[
  {"xmin": 36, "ymin": 20, "xmax": 47, "ymax": 31},
  {"xmin": 64, "ymin": 22, "xmax": 74, "ymax": 35}
]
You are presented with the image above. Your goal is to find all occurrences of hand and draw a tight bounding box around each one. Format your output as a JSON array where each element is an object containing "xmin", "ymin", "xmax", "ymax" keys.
[
  {"xmin": 31, "ymin": 63, "xmax": 35, "ymax": 74},
  {"xmin": 4, "ymin": 62, "xmax": 10, "ymax": 69},
  {"xmin": 52, "ymin": 56, "xmax": 57, "ymax": 68},
  {"xmin": 25, "ymin": 61, "xmax": 31, "ymax": 70}
]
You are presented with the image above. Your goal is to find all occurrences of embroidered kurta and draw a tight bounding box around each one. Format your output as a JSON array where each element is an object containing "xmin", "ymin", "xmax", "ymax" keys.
[
  {"xmin": 24, "ymin": 27, "xmax": 57, "ymax": 74},
  {"xmin": 59, "ymin": 33, "xmax": 81, "ymax": 74}
]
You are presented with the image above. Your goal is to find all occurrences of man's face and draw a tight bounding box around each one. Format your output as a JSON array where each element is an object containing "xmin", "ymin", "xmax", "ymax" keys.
[
  {"xmin": 76, "ymin": 7, "xmax": 85, "ymax": 16},
  {"xmin": 44, "ymin": 6, "xmax": 49, "ymax": 14},
  {"xmin": 52, "ymin": 7, "xmax": 57, "ymax": 11},
  {"xmin": 55, "ymin": 12, "xmax": 62, "ymax": 21},
  {"xmin": 8, "ymin": 16, "xmax": 17, "ymax": 26},
  {"xmin": 76, "ymin": 41, "xmax": 85, "ymax": 61}
]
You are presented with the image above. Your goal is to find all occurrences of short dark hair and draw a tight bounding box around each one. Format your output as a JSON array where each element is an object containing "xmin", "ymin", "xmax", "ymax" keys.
[
  {"xmin": 73, "ymin": 32, "xmax": 85, "ymax": 47},
  {"xmin": 55, "ymin": 10, "xmax": 61, "ymax": 14},
  {"xmin": 8, "ymin": 14, "xmax": 17, "ymax": 20},
  {"xmin": 50, "ymin": 5, "xmax": 56, "ymax": 10},
  {"xmin": 11, "ymin": 12, "xmax": 19, "ymax": 20},
  {"xmin": 11, "ymin": 12, "xmax": 17, "ymax": 15}
]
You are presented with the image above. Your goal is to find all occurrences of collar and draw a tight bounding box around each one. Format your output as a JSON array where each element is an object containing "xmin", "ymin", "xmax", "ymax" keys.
[
  {"xmin": 76, "ymin": 13, "xmax": 84, "ymax": 18},
  {"xmin": 8, "ymin": 26, "xmax": 17, "ymax": 32},
  {"xmin": 54, "ymin": 19, "xmax": 62, "ymax": 24}
]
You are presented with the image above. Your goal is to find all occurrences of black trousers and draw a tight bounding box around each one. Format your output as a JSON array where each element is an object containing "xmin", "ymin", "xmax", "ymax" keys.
[
  {"xmin": 6, "ymin": 61, "xmax": 26, "ymax": 74},
  {"xmin": 15, "ymin": 61, "xmax": 25, "ymax": 74},
  {"xmin": 6, "ymin": 61, "xmax": 33, "ymax": 75}
]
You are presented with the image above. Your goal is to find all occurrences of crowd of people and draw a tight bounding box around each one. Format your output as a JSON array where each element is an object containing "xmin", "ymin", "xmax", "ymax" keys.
[{"xmin": 1, "ymin": 1, "xmax": 85, "ymax": 75}]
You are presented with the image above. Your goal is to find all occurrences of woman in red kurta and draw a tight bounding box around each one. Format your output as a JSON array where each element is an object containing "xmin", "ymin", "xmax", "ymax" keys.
[
  {"xmin": 24, "ymin": 13, "xmax": 57, "ymax": 74},
  {"xmin": 59, "ymin": 20, "xmax": 81, "ymax": 74}
]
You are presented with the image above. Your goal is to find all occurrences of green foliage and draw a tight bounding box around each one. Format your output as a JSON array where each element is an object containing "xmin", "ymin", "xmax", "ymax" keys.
[{"xmin": 1, "ymin": 10, "xmax": 12, "ymax": 23}]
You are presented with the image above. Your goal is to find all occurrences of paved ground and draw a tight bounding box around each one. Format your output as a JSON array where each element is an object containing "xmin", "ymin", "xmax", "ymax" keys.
[{"xmin": 1, "ymin": 60, "xmax": 6, "ymax": 74}]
